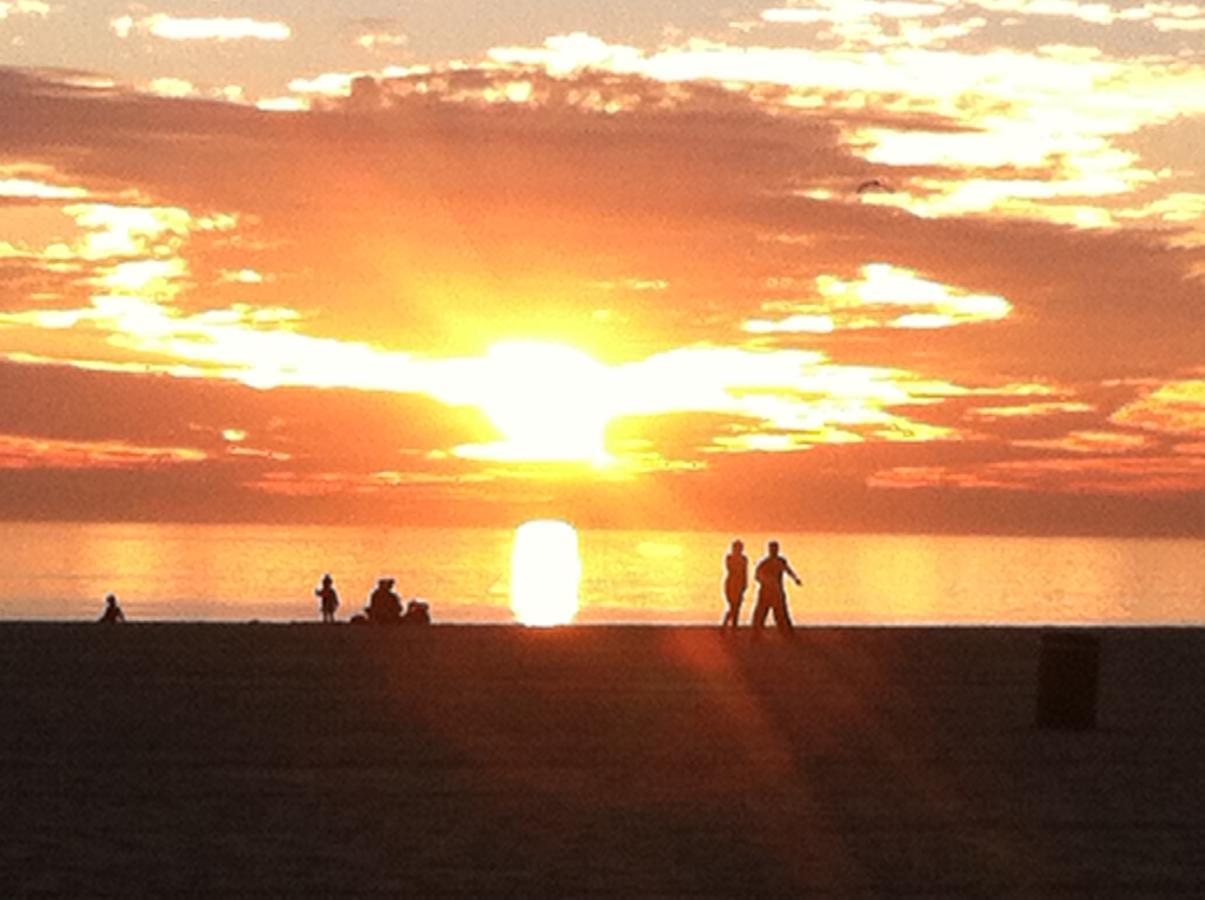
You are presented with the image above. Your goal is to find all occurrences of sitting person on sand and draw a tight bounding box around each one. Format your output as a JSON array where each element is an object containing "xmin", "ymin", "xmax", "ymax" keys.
[
  {"xmin": 315, "ymin": 573, "xmax": 339, "ymax": 624},
  {"xmin": 366, "ymin": 578, "xmax": 403, "ymax": 624},
  {"xmin": 401, "ymin": 598, "xmax": 431, "ymax": 625},
  {"xmin": 98, "ymin": 593, "xmax": 125, "ymax": 624}
]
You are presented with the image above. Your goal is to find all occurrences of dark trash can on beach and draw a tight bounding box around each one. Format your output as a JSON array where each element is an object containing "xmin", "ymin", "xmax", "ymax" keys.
[{"xmin": 1036, "ymin": 630, "xmax": 1100, "ymax": 730}]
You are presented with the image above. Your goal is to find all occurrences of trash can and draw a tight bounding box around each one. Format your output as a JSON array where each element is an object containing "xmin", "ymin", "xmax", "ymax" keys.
[{"xmin": 1036, "ymin": 630, "xmax": 1100, "ymax": 730}]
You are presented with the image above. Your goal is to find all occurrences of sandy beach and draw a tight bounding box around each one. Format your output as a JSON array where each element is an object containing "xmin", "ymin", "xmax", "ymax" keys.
[{"xmin": 1, "ymin": 624, "xmax": 1201, "ymax": 895}]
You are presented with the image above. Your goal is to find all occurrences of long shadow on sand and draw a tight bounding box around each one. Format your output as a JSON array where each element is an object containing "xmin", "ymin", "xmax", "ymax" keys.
[{"xmin": 0, "ymin": 624, "xmax": 1201, "ymax": 894}]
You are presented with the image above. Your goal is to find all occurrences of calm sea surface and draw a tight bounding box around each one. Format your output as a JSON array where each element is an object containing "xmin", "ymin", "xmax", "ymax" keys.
[{"xmin": 0, "ymin": 523, "xmax": 1200, "ymax": 625}]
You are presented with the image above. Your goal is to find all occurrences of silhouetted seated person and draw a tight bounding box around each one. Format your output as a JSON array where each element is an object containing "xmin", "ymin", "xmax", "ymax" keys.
[
  {"xmin": 98, "ymin": 593, "xmax": 125, "ymax": 624},
  {"xmin": 401, "ymin": 599, "xmax": 431, "ymax": 625},
  {"xmin": 366, "ymin": 578, "xmax": 403, "ymax": 624}
]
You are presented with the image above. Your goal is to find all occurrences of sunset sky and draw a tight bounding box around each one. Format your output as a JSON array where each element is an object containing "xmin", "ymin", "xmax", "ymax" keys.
[{"xmin": 1, "ymin": 1, "xmax": 1202, "ymax": 533}]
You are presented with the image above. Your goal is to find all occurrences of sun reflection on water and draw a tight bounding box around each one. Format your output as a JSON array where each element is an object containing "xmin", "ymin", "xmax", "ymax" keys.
[{"xmin": 510, "ymin": 520, "xmax": 581, "ymax": 626}]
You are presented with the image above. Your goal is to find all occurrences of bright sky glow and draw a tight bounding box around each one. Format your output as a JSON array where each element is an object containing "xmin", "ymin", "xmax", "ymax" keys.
[{"xmin": 0, "ymin": 1, "xmax": 1200, "ymax": 532}]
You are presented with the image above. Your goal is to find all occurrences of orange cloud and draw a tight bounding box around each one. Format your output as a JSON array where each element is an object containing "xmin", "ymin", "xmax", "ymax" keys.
[
  {"xmin": 870, "ymin": 453, "xmax": 1205, "ymax": 494},
  {"xmin": 0, "ymin": 433, "xmax": 206, "ymax": 469},
  {"xmin": 146, "ymin": 77, "xmax": 196, "ymax": 99},
  {"xmin": 246, "ymin": 466, "xmax": 505, "ymax": 498},
  {"xmin": 0, "ymin": 177, "xmax": 86, "ymax": 200},
  {"xmin": 0, "ymin": 64, "xmax": 1200, "ymax": 531},
  {"xmin": 1012, "ymin": 430, "xmax": 1150, "ymax": 453},
  {"xmin": 967, "ymin": 401, "xmax": 1094, "ymax": 420},
  {"xmin": 1111, "ymin": 380, "xmax": 1205, "ymax": 437},
  {"xmin": 288, "ymin": 73, "xmax": 358, "ymax": 97},
  {"xmin": 480, "ymin": 30, "xmax": 1205, "ymax": 239},
  {"xmin": 745, "ymin": 263, "xmax": 1011, "ymax": 333},
  {"xmin": 62, "ymin": 203, "xmax": 197, "ymax": 259}
]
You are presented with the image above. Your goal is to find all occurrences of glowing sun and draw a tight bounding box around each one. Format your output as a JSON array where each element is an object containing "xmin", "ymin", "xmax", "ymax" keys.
[
  {"xmin": 450, "ymin": 341, "xmax": 615, "ymax": 466},
  {"xmin": 510, "ymin": 519, "xmax": 581, "ymax": 626}
]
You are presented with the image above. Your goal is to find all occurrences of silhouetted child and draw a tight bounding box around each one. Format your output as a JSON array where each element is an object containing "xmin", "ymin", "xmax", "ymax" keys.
[
  {"xmin": 315, "ymin": 573, "xmax": 339, "ymax": 623},
  {"xmin": 752, "ymin": 541, "xmax": 801, "ymax": 636},
  {"xmin": 367, "ymin": 578, "xmax": 402, "ymax": 624},
  {"xmin": 98, "ymin": 594, "xmax": 125, "ymax": 624},
  {"xmin": 721, "ymin": 539, "xmax": 748, "ymax": 628}
]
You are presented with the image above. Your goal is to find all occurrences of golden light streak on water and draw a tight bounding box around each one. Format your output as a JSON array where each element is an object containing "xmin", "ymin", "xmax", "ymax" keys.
[{"xmin": 510, "ymin": 520, "xmax": 581, "ymax": 626}]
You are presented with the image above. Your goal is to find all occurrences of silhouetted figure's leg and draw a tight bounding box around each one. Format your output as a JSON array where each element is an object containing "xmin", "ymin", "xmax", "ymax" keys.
[
  {"xmin": 752, "ymin": 594, "xmax": 770, "ymax": 633},
  {"xmin": 723, "ymin": 601, "xmax": 742, "ymax": 628},
  {"xmin": 773, "ymin": 596, "xmax": 794, "ymax": 636},
  {"xmin": 722, "ymin": 584, "xmax": 743, "ymax": 627}
]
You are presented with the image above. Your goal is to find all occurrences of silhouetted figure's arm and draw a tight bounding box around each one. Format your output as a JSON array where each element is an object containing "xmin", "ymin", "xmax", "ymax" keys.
[{"xmin": 784, "ymin": 560, "xmax": 802, "ymax": 586}]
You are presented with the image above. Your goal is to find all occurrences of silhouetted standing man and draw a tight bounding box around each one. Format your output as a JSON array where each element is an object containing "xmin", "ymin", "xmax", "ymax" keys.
[
  {"xmin": 721, "ymin": 540, "xmax": 748, "ymax": 628},
  {"xmin": 316, "ymin": 573, "xmax": 339, "ymax": 623},
  {"xmin": 752, "ymin": 541, "xmax": 801, "ymax": 636}
]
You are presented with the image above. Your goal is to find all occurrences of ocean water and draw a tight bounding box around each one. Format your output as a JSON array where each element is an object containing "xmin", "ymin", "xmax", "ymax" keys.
[{"xmin": 0, "ymin": 522, "xmax": 1200, "ymax": 625}]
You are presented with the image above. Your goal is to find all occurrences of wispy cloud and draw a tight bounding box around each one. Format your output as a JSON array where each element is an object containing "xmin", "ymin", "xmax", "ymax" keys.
[
  {"xmin": 0, "ymin": 433, "xmax": 207, "ymax": 469},
  {"xmin": 969, "ymin": 0, "xmax": 1205, "ymax": 30},
  {"xmin": 745, "ymin": 263, "xmax": 1011, "ymax": 334},
  {"xmin": 483, "ymin": 30, "xmax": 1205, "ymax": 235},
  {"xmin": 0, "ymin": 1, "xmax": 49, "ymax": 19},
  {"xmin": 111, "ymin": 14, "xmax": 291, "ymax": 42},
  {"xmin": 0, "ymin": 177, "xmax": 86, "ymax": 200},
  {"xmin": 1111, "ymin": 381, "xmax": 1205, "ymax": 437},
  {"xmin": 146, "ymin": 77, "xmax": 196, "ymax": 98},
  {"xmin": 967, "ymin": 401, "xmax": 1095, "ymax": 420},
  {"xmin": 1012, "ymin": 429, "xmax": 1150, "ymax": 453},
  {"xmin": 350, "ymin": 18, "xmax": 408, "ymax": 51}
]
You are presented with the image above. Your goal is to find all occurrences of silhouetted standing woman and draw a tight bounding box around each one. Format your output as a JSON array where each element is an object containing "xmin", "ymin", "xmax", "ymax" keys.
[
  {"xmin": 316, "ymin": 573, "xmax": 339, "ymax": 624},
  {"xmin": 721, "ymin": 540, "xmax": 748, "ymax": 628}
]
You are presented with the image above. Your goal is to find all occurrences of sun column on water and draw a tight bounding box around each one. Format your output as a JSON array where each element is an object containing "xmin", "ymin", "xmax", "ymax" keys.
[{"xmin": 510, "ymin": 520, "xmax": 581, "ymax": 626}]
